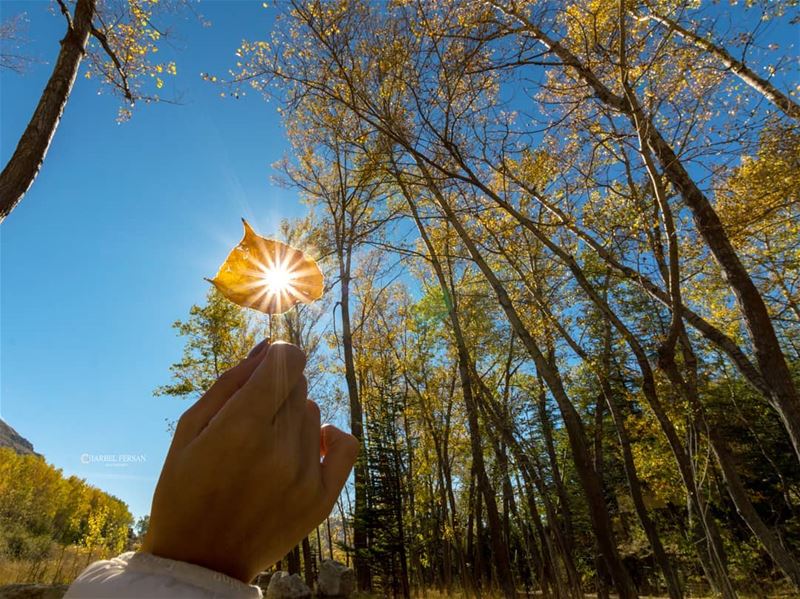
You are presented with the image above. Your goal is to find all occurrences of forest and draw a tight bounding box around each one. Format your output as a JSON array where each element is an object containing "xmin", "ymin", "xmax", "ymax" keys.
[
  {"xmin": 0, "ymin": 448, "xmax": 135, "ymax": 584},
  {"xmin": 1, "ymin": 0, "xmax": 799, "ymax": 597}
]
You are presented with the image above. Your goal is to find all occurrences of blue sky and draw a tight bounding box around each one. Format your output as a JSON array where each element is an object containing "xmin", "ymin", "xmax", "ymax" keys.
[{"xmin": 1, "ymin": 0, "xmax": 299, "ymax": 519}]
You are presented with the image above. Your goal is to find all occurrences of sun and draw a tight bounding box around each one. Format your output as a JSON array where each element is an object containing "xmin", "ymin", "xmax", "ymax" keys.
[
  {"xmin": 254, "ymin": 254, "xmax": 303, "ymax": 313},
  {"xmin": 262, "ymin": 265, "xmax": 294, "ymax": 294}
]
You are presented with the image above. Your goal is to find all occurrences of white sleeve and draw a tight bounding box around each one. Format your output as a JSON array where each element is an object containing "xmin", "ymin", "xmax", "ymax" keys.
[{"xmin": 64, "ymin": 551, "xmax": 263, "ymax": 599}]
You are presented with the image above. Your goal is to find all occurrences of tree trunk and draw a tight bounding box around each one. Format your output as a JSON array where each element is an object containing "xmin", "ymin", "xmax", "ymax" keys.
[
  {"xmin": 302, "ymin": 536, "xmax": 314, "ymax": 587},
  {"xmin": 474, "ymin": 473, "xmax": 485, "ymax": 593},
  {"xmin": 316, "ymin": 526, "xmax": 323, "ymax": 568},
  {"xmin": 708, "ymin": 427, "xmax": 800, "ymax": 587},
  {"xmin": 338, "ymin": 252, "xmax": 370, "ymax": 591},
  {"xmin": 604, "ymin": 384, "xmax": 684, "ymax": 598},
  {"xmin": 0, "ymin": 0, "xmax": 96, "ymax": 221},
  {"xmin": 326, "ymin": 516, "xmax": 334, "ymax": 561},
  {"xmin": 660, "ymin": 342, "xmax": 800, "ymax": 589},
  {"xmin": 395, "ymin": 166, "xmax": 514, "ymax": 598},
  {"xmin": 474, "ymin": 371, "xmax": 583, "ymax": 599},
  {"xmin": 642, "ymin": 117, "xmax": 800, "ymax": 463},
  {"xmin": 522, "ymin": 268, "xmax": 684, "ymax": 599},
  {"xmin": 287, "ymin": 545, "xmax": 301, "ymax": 575},
  {"xmin": 493, "ymin": 171, "xmax": 773, "ymax": 407},
  {"xmin": 536, "ymin": 385, "xmax": 576, "ymax": 556},
  {"xmin": 460, "ymin": 355, "xmax": 515, "ymax": 599},
  {"xmin": 466, "ymin": 463, "xmax": 479, "ymax": 594},
  {"xmin": 469, "ymin": 169, "xmax": 728, "ymax": 595},
  {"xmin": 600, "ymin": 333, "xmax": 683, "ymax": 598},
  {"xmin": 390, "ymin": 433, "xmax": 412, "ymax": 599},
  {"xmin": 412, "ymin": 160, "xmax": 638, "ymax": 599},
  {"xmin": 512, "ymin": 468, "xmax": 553, "ymax": 598}
]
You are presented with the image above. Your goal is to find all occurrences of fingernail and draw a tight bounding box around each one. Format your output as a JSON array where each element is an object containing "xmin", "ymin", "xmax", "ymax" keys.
[{"xmin": 247, "ymin": 338, "xmax": 270, "ymax": 358}]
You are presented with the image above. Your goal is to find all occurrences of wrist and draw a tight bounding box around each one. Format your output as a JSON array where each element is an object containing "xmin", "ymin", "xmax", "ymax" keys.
[{"xmin": 140, "ymin": 534, "xmax": 254, "ymax": 583}]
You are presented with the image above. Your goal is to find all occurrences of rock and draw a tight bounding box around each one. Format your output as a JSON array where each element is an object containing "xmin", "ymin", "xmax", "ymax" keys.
[
  {"xmin": 254, "ymin": 571, "xmax": 274, "ymax": 593},
  {"xmin": 0, "ymin": 419, "xmax": 39, "ymax": 456},
  {"xmin": 266, "ymin": 571, "xmax": 311, "ymax": 599},
  {"xmin": 317, "ymin": 560, "xmax": 355, "ymax": 597},
  {"xmin": 0, "ymin": 584, "xmax": 69, "ymax": 599}
]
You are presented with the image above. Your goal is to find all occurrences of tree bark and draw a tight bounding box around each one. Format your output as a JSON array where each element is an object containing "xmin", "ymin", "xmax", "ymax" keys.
[
  {"xmin": 302, "ymin": 536, "xmax": 314, "ymax": 587},
  {"xmin": 0, "ymin": 0, "xmax": 96, "ymax": 221},
  {"xmin": 708, "ymin": 427, "xmax": 800, "ymax": 587},
  {"xmin": 410, "ymin": 160, "xmax": 638, "ymax": 599},
  {"xmin": 453, "ymin": 153, "xmax": 731, "ymax": 595},
  {"xmin": 491, "ymin": 169, "xmax": 774, "ymax": 406},
  {"xmin": 394, "ymin": 162, "xmax": 515, "ymax": 598},
  {"xmin": 600, "ymin": 327, "xmax": 683, "ymax": 598},
  {"xmin": 660, "ymin": 342, "xmax": 800, "ymax": 589},
  {"xmin": 338, "ymin": 251, "xmax": 370, "ymax": 592},
  {"xmin": 480, "ymin": 380, "xmax": 584, "ymax": 599},
  {"xmin": 513, "ymin": 259, "xmax": 684, "ymax": 599},
  {"xmin": 535, "ymin": 384, "xmax": 576, "ymax": 556}
]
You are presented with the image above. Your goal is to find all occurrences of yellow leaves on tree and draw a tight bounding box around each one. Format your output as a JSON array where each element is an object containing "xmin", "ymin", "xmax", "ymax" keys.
[
  {"xmin": 0, "ymin": 448, "xmax": 133, "ymax": 563},
  {"xmin": 209, "ymin": 219, "xmax": 324, "ymax": 315},
  {"xmin": 716, "ymin": 123, "xmax": 800, "ymax": 240},
  {"xmin": 82, "ymin": 0, "xmax": 180, "ymax": 121}
]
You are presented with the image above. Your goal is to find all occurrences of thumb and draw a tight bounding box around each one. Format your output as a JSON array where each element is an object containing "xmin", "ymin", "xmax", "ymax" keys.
[{"xmin": 320, "ymin": 424, "xmax": 359, "ymax": 504}]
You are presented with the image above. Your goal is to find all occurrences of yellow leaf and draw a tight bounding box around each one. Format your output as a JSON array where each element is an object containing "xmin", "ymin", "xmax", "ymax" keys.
[{"xmin": 208, "ymin": 219, "xmax": 324, "ymax": 314}]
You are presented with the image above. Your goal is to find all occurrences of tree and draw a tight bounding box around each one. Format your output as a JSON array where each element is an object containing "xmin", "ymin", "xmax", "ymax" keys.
[
  {"xmin": 0, "ymin": 0, "xmax": 181, "ymax": 222},
  {"xmin": 276, "ymin": 99, "xmax": 397, "ymax": 591},
  {"xmin": 156, "ymin": 287, "xmax": 263, "ymax": 401}
]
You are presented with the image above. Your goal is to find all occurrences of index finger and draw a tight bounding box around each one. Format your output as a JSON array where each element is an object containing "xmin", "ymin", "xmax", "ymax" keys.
[
  {"xmin": 223, "ymin": 341, "xmax": 307, "ymax": 424},
  {"xmin": 174, "ymin": 339, "xmax": 270, "ymax": 446}
]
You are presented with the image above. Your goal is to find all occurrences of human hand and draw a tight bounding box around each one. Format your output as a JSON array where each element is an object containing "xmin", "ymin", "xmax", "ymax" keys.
[{"xmin": 140, "ymin": 341, "xmax": 359, "ymax": 582}]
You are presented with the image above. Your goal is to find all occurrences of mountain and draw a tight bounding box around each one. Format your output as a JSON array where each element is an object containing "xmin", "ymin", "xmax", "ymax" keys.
[{"xmin": 0, "ymin": 418, "xmax": 38, "ymax": 456}]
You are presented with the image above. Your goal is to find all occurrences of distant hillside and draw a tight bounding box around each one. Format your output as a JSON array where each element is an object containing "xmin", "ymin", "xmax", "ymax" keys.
[{"xmin": 0, "ymin": 418, "xmax": 37, "ymax": 456}]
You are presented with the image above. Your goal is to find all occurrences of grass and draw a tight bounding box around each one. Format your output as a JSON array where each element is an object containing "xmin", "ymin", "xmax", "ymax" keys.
[
  {"xmin": 0, "ymin": 544, "xmax": 113, "ymax": 585},
  {"xmin": 352, "ymin": 590, "xmax": 798, "ymax": 598}
]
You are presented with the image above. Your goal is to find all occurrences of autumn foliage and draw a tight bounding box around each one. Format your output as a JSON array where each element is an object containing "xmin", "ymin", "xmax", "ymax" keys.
[{"xmin": 0, "ymin": 448, "xmax": 133, "ymax": 584}]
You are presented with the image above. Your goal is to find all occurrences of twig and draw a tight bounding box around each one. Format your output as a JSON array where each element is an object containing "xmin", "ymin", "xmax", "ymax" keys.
[
  {"xmin": 89, "ymin": 23, "xmax": 133, "ymax": 101},
  {"xmin": 54, "ymin": 0, "xmax": 74, "ymax": 31}
]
